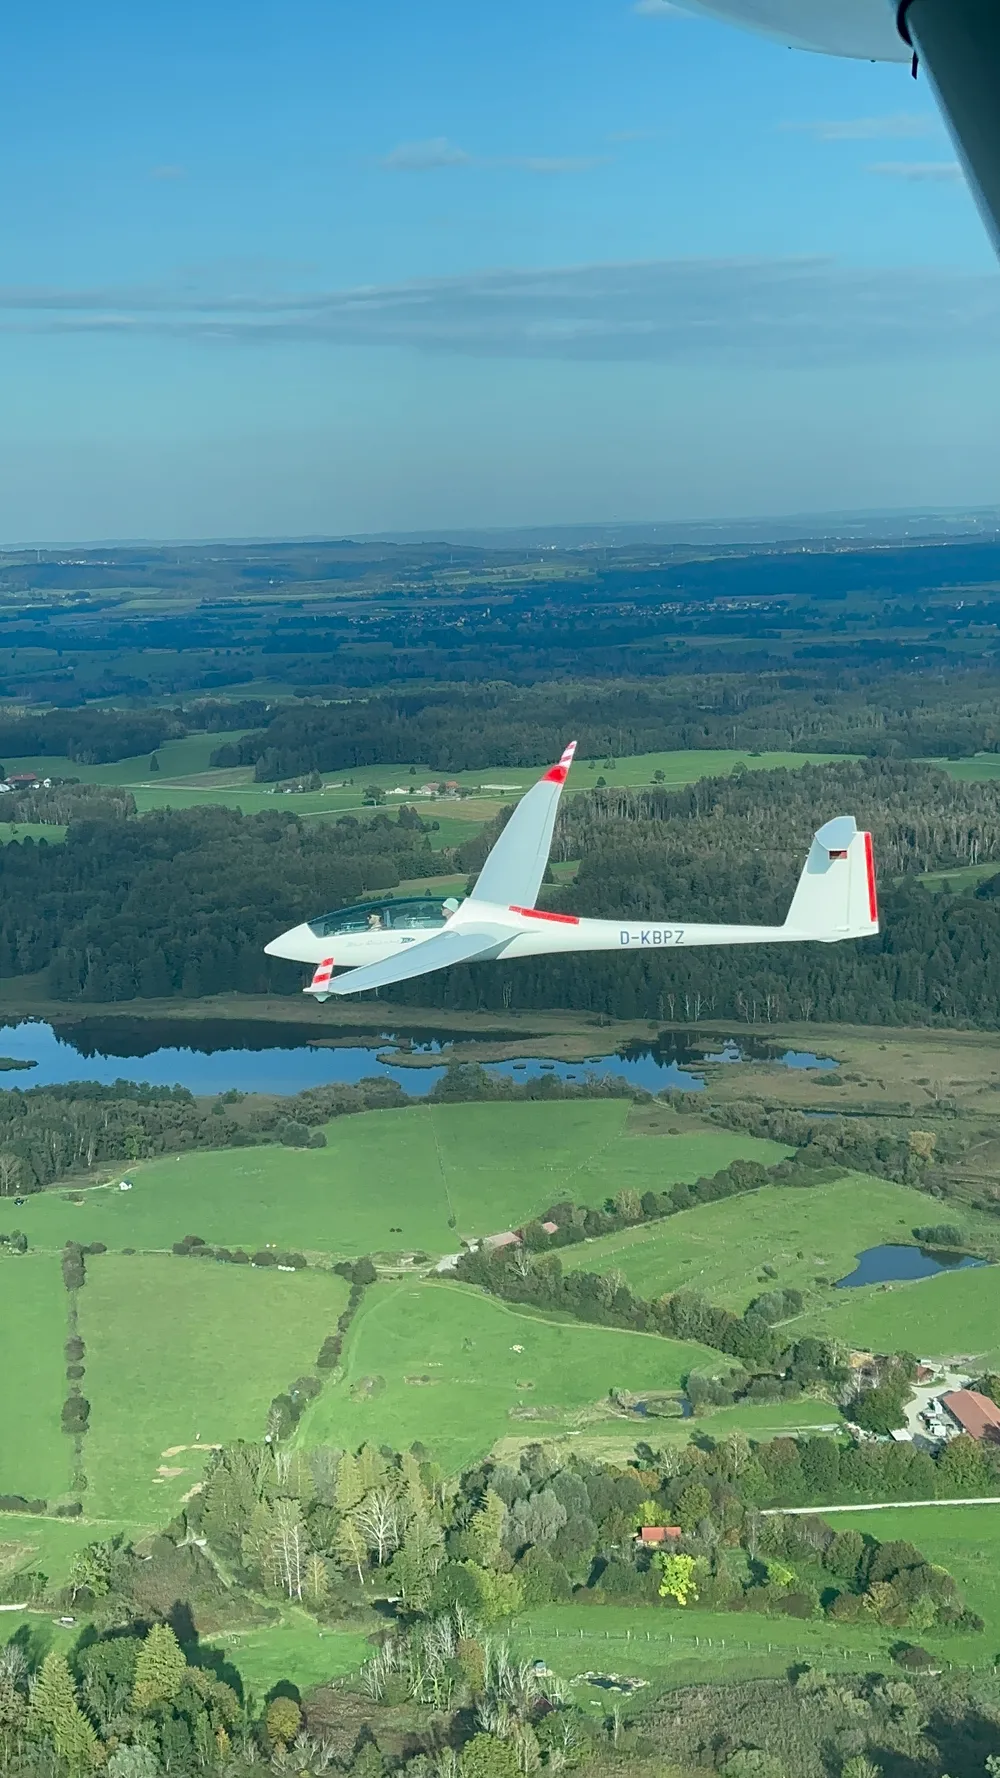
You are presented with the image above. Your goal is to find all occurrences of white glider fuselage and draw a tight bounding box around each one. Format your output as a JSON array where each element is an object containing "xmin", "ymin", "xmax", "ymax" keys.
[
  {"xmin": 265, "ymin": 746, "xmax": 879, "ymax": 999},
  {"xmin": 270, "ymin": 897, "xmax": 859, "ymax": 976}
]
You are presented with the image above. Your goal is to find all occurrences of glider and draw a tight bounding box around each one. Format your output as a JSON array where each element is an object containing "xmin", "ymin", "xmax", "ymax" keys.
[{"xmin": 264, "ymin": 742, "xmax": 878, "ymax": 999}]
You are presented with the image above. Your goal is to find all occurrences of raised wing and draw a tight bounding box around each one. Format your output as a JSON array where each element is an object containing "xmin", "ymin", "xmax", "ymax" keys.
[
  {"xmin": 469, "ymin": 741, "xmax": 576, "ymax": 910},
  {"xmin": 320, "ymin": 925, "xmax": 510, "ymax": 997}
]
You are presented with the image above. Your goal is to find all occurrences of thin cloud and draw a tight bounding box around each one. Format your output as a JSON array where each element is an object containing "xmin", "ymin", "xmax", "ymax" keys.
[
  {"xmin": 380, "ymin": 140, "xmax": 606, "ymax": 176},
  {"xmin": 782, "ymin": 113, "xmax": 940, "ymax": 143},
  {"xmin": 513, "ymin": 156, "xmax": 607, "ymax": 175},
  {"xmin": 149, "ymin": 164, "xmax": 187, "ymax": 180},
  {"xmin": 869, "ymin": 160, "xmax": 964, "ymax": 182},
  {"xmin": 633, "ymin": 0, "xmax": 683, "ymax": 13},
  {"xmin": 2, "ymin": 257, "xmax": 999, "ymax": 367},
  {"xmin": 380, "ymin": 137, "xmax": 472, "ymax": 171}
]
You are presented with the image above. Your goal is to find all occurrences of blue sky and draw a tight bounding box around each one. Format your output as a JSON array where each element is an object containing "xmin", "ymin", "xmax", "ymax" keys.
[{"xmin": 2, "ymin": 0, "xmax": 998, "ymax": 540}]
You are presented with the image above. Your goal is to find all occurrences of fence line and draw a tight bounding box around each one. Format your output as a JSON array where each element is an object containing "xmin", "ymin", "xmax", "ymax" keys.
[{"xmin": 539, "ymin": 1624, "xmax": 995, "ymax": 1674}]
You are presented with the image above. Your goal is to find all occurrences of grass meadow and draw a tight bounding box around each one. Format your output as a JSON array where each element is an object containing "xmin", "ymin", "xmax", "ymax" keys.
[
  {"xmin": 79, "ymin": 1255, "xmax": 348, "ymax": 1521},
  {"xmin": 13, "ymin": 1102, "xmax": 787, "ymax": 1261},
  {"xmin": 819, "ymin": 1503, "xmax": 1000, "ymax": 1661},
  {"xmin": 562, "ymin": 1173, "xmax": 1000, "ymax": 1311},
  {"xmin": 296, "ymin": 1278, "xmax": 718, "ymax": 1472},
  {"xmin": 803, "ymin": 1261, "xmax": 1000, "ymax": 1368},
  {"xmin": 0, "ymin": 745, "xmax": 850, "ymax": 830},
  {"xmin": 0, "ymin": 1256, "xmax": 70, "ymax": 1501}
]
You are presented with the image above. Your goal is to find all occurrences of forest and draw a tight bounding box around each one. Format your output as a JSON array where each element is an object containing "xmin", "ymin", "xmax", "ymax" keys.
[
  {"xmin": 1, "ymin": 1421, "xmax": 995, "ymax": 1777},
  {"xmin": 5, "ymin": 759, "xmax": 1000, "ymax": 1027}
]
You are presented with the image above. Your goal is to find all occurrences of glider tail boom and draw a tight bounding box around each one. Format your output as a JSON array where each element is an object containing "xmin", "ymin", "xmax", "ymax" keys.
[{"xmin": 783, "ymin": 817, "xmax": 878, "ymax": 942}]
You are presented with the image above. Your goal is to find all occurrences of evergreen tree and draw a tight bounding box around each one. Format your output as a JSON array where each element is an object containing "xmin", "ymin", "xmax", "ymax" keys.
[
  {"xmin": 132, "ymin": 1623, "xmax": 187, "ymax": 1712},
  {"xmin": 27, "ymin": 1652, "xmax": 100, "ymax": 1772}
]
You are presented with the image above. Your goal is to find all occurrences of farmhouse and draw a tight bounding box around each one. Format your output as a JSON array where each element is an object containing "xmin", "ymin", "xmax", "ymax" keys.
[
  {"xmin": 940, "ymin": 1389, "xmax": 1000, "ymax": 1441},
  {"xmin": 637, "ymin": 1526, "xmax": 682, "ymax": 1547}
]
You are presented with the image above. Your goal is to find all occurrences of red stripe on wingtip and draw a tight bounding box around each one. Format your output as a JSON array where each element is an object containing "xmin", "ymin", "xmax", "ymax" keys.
[
  {"xmin": 510, "ymin": 905, "xmax": 580, "ymax": 925},
  {"xmin": 864, "ymin": 831, "xmax": 878, "ymax": 924},
  {"xmin": 543, "ymin": 764, "xmax": 569, "ymax": 783}
]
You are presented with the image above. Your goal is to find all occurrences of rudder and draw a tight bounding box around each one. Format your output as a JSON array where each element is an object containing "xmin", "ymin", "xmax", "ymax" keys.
[{"xmin": 783, "ymin": 817, "xmax": 878, "ymax": 941}]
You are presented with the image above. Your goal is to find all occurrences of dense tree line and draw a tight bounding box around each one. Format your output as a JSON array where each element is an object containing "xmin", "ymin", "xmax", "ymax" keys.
[
  {"xmin": 4, "ymin": 757, "xmax": 1000, "ymax": 1031},
  {"xmin": 212, "ymin": 674, "xmax": 1000, "ymax": 781},
  {"xmin": 0, "ymin": 803, "xmax": 443, "ymax": 1002},
  {"xmin": 0, "ymin": 708, "xmax": 177, "ymax": 763}
]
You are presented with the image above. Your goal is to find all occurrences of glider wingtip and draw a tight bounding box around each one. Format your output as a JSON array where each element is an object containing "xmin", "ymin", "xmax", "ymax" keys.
[{"xmin": 543, "ymin": 740, "xmax": 578, "ymax": 783}]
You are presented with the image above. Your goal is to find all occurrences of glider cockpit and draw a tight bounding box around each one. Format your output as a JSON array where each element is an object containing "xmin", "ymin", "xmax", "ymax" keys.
[{"xmin": 306, "ymin": 895, "xmax": 461, "ymax": 938}]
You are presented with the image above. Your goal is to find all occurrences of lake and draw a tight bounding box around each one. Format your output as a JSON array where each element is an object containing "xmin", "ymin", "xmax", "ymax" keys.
[{"xmin": 0, "ymin": 1018, "xmax": 839, "ymax": 1098}]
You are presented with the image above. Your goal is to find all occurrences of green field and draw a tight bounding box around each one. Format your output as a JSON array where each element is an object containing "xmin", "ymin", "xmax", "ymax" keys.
[
  {"xmin": 0, "ymin": 824, "xmax": 67, "ymax": 845},
  {"xmin": 511, "ymin": 1601, "xmax": 904, "ymax": 1695},
  {"xmin": 0, "ymin": 1515, "xmax": 149, "ymax": 1590},
  {"xmin": 803, "ymin": 1260, "xmax": 1000, "ymax": 1368},
  {"xmin": 0, "ymin": 744, "xmax": 852, "ymax": 827},
  {"xmin": 935, "ymin": 755, "xmax": 1000, "ymax": 783},
  {"xmin": 562, "ymin": 1173, "xmax": 999, "ymax": 1312},
  {"xmin": 0, "ymin": 1257, "xmax": 70, "ymax": 1501},
  {"xmin": 79, "ymin": 1255, "xmax": 348, "ymax": 1520},
  {"xmin": 825, "ymin": 1504, "xmax": 1000, "ymax": 1664},
  {"xmin": 14, "ymin": 1102, "xmax": 787, "ymax": 1261},
  {"xmin": 297, "ymin": 1278, "xmax": 718, "ymax": 1471},
  {"xmin": 204, "ymin": 1616, "xmax": 372, "ymax": 1695}
]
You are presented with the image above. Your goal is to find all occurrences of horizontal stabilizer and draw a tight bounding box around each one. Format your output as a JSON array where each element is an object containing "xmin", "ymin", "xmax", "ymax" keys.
[
  {"xmin": 321, "ymin": 926, "xmax": 509, "ymax": 996},
  {"xmin": 470, "ymin": 741, "xmax": 576, "ymax": 911},
  {"xmin": 783, "ymin": 817, "xmax": 878, "ymax": 941}
]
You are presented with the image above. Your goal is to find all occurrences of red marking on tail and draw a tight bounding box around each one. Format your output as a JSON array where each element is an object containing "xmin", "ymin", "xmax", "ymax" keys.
[
  {"xmin": 510, "ymin": 906, "xmax": 580, "ymax": 925},
  {"xmin": 864, "ymin": 832, "xmax": 878, "ymax": 924}
]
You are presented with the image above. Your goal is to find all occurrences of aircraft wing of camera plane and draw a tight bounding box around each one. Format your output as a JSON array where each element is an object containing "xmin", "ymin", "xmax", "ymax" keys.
[{"xmin": 264, "ymin": 742, "xmax": 878, "ymax": 998}]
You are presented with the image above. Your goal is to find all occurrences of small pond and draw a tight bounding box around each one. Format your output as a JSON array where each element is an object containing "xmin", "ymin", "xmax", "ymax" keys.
[{"xmin": 835, "ymin": 1244, "xmax": 988, "ymax": 1289}]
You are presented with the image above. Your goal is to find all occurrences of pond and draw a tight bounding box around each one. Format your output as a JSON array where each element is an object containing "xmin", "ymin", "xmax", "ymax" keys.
[
  {"xmin": 0, "ymin": 1018, "xmax": 839, "ymax": 1099},
  {"xmin": 835, "ymin": 1244, "xmax": 989, "ymax": 1289}
]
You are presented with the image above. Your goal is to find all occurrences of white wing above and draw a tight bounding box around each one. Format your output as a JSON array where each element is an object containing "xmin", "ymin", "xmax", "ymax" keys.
[
  {"xmin": 321, "ymin": 925, "xmax": 510, "ymax": 997},
  {"xmin": 670, "ymin": 1, "xmax": 908, "ymax": 60},
  {"xmin": 469, "ymin": 742, "xmax": 577, "ymax": 910}
]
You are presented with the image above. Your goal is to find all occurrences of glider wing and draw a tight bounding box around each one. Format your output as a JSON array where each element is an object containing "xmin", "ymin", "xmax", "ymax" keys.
[
  {"xmin": 321, "ymin": 926, "xmax": 510, "ymax": 996},
  {"xmin": 469, "ymin": 741, "xmax": 577, "ymax": 910}
]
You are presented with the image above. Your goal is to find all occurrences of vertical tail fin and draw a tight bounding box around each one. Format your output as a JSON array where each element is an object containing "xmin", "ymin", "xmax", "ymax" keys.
[
  {"xmin": 304, "ymin": 956, "xmax": 335, "ymax": 1000},
  {"xmin": 783, "ymin": 817, "xmax": 878, "ymax": 941}
]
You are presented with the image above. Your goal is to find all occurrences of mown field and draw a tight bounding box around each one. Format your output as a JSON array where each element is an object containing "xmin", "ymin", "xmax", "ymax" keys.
[
  {"xmin": 296, "ymin": 1278, "xmax": 718, "ymax": 1472},
  {"xmin": 12, "ymin": 1101, "xmax": 787, "ymax": 1260},
  {"xmin": 562, "ymin": 1173, "xmax": 1000, "ymax": 1311},
  {"xmin": 79, "ymin": 1255, "xmax": 348, "ymax": 1522},
  {"xmin": 0, "ymin": 1256, "xmax": 70, "ymax": 1501}
]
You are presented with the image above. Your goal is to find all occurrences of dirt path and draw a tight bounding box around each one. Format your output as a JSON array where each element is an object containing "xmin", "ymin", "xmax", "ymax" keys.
[{"xmin": 763, "ymin": 1496, "xmax": 1000, "ymax": 1515}]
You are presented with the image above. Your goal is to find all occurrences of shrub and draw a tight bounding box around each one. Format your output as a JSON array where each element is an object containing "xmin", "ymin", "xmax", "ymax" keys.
[
  {"xmin": 61, "ymin": 1394, "xmax": 90, "ymax": 1434},
  {"xmin": 891, "ymin": 1642, "xmax": 935, "ymax": 1670}
]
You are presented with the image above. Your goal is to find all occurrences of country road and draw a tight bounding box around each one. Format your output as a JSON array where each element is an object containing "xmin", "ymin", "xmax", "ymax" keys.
[{"xmin": 763, "ymin": 1497, "xmax": 1000, "ymax": 1515}]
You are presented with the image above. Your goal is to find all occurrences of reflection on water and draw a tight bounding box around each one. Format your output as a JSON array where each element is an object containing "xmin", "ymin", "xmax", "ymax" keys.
[
  {"xmin": 835, "ymin": 1243, "xmax": 988, "ymax": 1289},
  {"xmin": 0, "ymin": 1018, "xmax": 838, "ymax": 1099}
]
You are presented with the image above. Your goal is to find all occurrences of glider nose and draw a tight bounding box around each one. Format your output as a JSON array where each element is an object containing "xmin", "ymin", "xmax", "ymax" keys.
[{"xmin": 265, "ymin": 921, "xmax": 316, "ymax": 961}]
